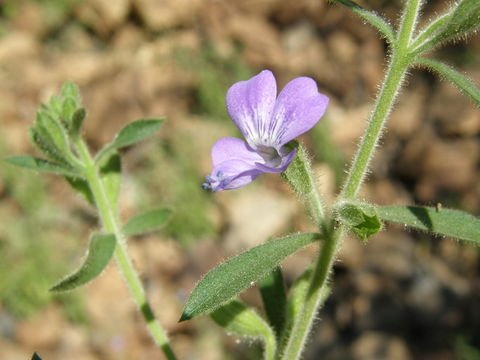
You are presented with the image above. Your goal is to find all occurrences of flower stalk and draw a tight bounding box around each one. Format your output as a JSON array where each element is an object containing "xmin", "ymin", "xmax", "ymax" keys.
[{"xmin": 75, "ymin": 139, "xmax": 177, "ymax": 360}]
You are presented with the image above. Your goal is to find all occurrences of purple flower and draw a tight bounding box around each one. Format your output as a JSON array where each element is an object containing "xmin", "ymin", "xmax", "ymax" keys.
[{"xmin": 202, "ymin": 70, "xmax": 329, "ymax": 192}]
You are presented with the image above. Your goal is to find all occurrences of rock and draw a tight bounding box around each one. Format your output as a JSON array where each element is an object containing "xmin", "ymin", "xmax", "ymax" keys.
[
  {"xmin": 352, "ymin": 332, "xmax": 411, "ymax": 360},
  {"xmin": 429, "ymin": 81, "xmax": 480, "ymax": 137},
  {"xmin": 220, "ymin": 186, "xmax": 297, "ymax": 252},
  {"xmin": 329, "ymin": 103, "xmax": 371, "ymax": 156},
  {"xmin": 0, "ymin": 32, "xmax": 39, "ymax": 65},
  {"xmin": 228, "ymin": 15, "xmax": 285, "ymax": 69},
  {"xmin": 389, "ymin": 84, "xmax": 426, "ymax": 139},
  {"xmin": 15, "ymin": 306, "xmax": 65, "ymax": 348},
  {"xmin": 131, "ymin": 0, "xmax": 202, "ymax": 31},
  {"xmin": 76, "ymin": 0, "xmax": 130, "ymax": 34}
]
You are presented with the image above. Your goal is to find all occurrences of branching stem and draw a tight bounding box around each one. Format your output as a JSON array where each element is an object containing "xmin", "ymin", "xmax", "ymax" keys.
[{"xmin": 76, "ymin": 140, "xmax": 177, "ymax": 360}]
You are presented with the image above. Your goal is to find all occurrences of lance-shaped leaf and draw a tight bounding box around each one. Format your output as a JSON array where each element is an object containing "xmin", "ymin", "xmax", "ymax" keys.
[
  {"xmin": 50, "ymin": 233, "xmax": 116, "ymax": 291},
  {"xmin": 122, "ymin": 208, "xmax": 172, "ymax": 237},
  {"xmin": 5, "ymin": 155, "xmax": 81, "ymax": 177},
  {"xmin": 32, "ymin": 353, "xmax": 43, "ymax": 360},
  {"xmin": 96, "ymin": 118, "xmax": 164, "ymax": 162},
  {"xmin": 411, "ymin": 0, "xmax": 480, "ymax": 55},
  {"xmin": 211, "ymin": 299, "xmax": 277, "ymax": 360},
  {"xmin": 328, "ymin": 0, "xmax": 395, "ymax": 43},
  {"xmin": 69, "ymin": 108, "xmax": 87, "ymax": 139},
  {"xmin": 377, "ymin": 206, "xmax": 480, "ymax": 244},
  {"xmin": 258, "ymin": 267, "xmax": 287, "ymax": 337},
  {"xmin": 180, "ymin": 233, "xmax": 322, "ymax": 322},
  {"xmin": 414, "ymin": 57, "xmax": 480, "ymax": 106}
]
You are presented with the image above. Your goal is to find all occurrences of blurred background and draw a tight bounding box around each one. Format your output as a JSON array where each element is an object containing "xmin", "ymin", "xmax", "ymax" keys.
[{"xmin": 0, "ymin": 0, "xmax": 479, "ymax": 359}]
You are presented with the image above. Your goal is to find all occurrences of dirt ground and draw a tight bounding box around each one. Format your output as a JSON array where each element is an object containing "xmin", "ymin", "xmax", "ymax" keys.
[{"xmin": 0, "ymin": 0, "xmax": 479, "ymax": 359}]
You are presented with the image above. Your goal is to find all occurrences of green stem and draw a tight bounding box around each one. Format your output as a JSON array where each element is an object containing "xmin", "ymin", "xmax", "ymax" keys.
[
  {"xmin": 282, "ymin": 1, "xmax": 424, "ymax": 358},
  {"xmin": 341, "ymin": 0, "xmax": 421, "ymax": 199},
  {"xmin": 280, "ymin": 227, "xmax": 340, "ymax": 360},
  {"xmin": 76, "ymin": 140, "xmax": 177, "ymax": 360}
]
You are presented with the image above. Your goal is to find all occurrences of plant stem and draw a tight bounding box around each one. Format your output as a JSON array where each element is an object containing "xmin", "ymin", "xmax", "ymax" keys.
[
  {"xmin": 76, "ymin": 140, "xmax": 177, "ymax": 360},
  {"xmin": 282, "ymin": 1, "xmax": 423, "ymax": 358},
  {"xmin": 341, "ymin": 0, "xmax": 421, "ymax": 199},
  {"xmin": 281, "ymin": 226, "xmax": 340, "ymax": 360}
]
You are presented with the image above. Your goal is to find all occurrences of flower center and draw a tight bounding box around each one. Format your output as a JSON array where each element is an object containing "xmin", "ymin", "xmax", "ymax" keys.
[{"xmin": 252, "ymin": 144, "xmax": 282, "ymax": 167}]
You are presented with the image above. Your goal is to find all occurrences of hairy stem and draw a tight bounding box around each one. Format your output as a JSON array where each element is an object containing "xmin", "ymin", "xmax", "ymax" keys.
[
  {"xmin": 282, "ymin": 1, "xmax": 424, "ymax": 358},
  {"xmin": 76, "ymin": 140, "xmax": 177, "ymax": 360},
  {"xmin": 281, "ymin": 226, "xmax": 340, "ymax": 360},
  {"xmin": 341, "ymin": 0, "xmax": 421, "ymax": 199}
]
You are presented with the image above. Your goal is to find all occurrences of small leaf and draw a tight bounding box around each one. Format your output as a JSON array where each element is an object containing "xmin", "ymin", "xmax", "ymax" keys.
[
  {"xmin": 328, "ymin": 0, "xmax": 395, "ymax": 43},
  {"xmin": 32, "ymin": 353, "xmax": 42, "ymax": 360},
  {"xmin": 258, "ymin": 267, "xmax": 287, "ymax": 337},
  {"xmin": 60, "ymin": 81, "xmax": 81, "ymax": 105},
  {"xmin": 62, "ymin": 97, "xmax": 77, "ymax": 124},
  {"xmin": 5, "ymin": 155, "xmax": 81, "ymax": 177},
  {"xmin": 65, "ymin": 177, "xmax": 95, "ymax": 205},
  {"xmin": 30, "ymin": 127, "xmax": 71, "ymax": 166},
  {"xmin": 377, "ymin": 205, "xmax": 480, "ymax": 244},
  {"xmin": 180, "ymin": 233, "xmax": 321, "ymax": 321},
  {"xmin": 210, "ymin": 299, "xmax": 277, "ymax": 360},
  {"xmin": 50, "ymin": 233, "xmax": 116, "ymax": 291},
  {"xmin": 122, "ymin": 208, "xmax": 172, "ymax": 237},
  {"xmin": 69, "ymin": 108, "xmax": 87, "ymax": 138},
  {"xmin": 415, "ymin": 57, "xmax": 480, "ymax": 106},
  {"xmin": 96, "ymin": 118, "xmax": 164, "ymax": 161},
  {"xmin": 412, "ymin": 0, "xmax": 480, "ymax": 54},
  {"xmin": 337, "ymin": 202, "xmax": 382, "ymax": 241},
  {"xmin": 211, "ymin": 299, "xmax": 273, "ymax": 339},
  {"xmin": 99, "ymin": 152, "xmax": 121, "ymax": 208}
]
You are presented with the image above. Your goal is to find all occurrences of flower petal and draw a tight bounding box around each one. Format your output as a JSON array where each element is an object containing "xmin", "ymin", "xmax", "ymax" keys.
[
  {"xmin": 272, "ymin": 77, "xmax": 329, "ymax": 145},
  {"xmin": 205, "ymin": 137, "xmax": 265, "ymax": 191},
  {"xmin": 211, "ymin": 160, "xmax": 262, "ymax": 191},
  {"xmin": 211, "ymin": 137, "xmax": 264, "ymax": 167},
  {"xmin": 226, "ymin": 70, "xmax": 277, "ymax": 142}
]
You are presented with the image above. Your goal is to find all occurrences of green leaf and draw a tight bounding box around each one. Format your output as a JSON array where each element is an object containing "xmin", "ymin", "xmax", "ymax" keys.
[
  {"xmin": 180, "ymin": 233, "xmax": 322, "ymax": 321},
  {"xmin": 415, "ymin": 57, "xmax": 480, "ymax": 106},
  {"xmin": 60, "ymin": 81, "xmax": 81, "ymax": 105},
  {"xmin": 69, "ymin": 108, "xmax": 87, "ymax": 138},
  {"xmin": 29, "ymin": 127, "xmax": 71, "ymax": 166},
  {"xmin": 410, "ymin": 13, "xmax": 452, "ymax": 52},
  {"xmin": 5, "ymin": 155, "xmax": 81, "ymax": 177},
  {"xmin": 377, "ymin": 205, "xmax": 480, "ymax": 244},
  {"xmin": 412, "ymin": 0, "xmax": 480, "ymax": 54},
  {"xmin": 337, "ymin": 202, "xmax": 382, "ymax": 241},
  {"xmin": 65, "ymin": 177, "xmax": 95, "ymax": 205},
  {"xmin": 122, "ymin": 208, "xmax": 172, "ymax": 237},
  {"xmin": 210, "ymin": 299, "xmax": 277, "ymax": 360},
  {"xmin": 32, "ymin": 353, "xmax": 42, "ymax": 360},
  {"xmin": 329, "ymin": 0, "xmax": 395, "ymax": 43},
  {"xmin": 36, "ymin": 111, "xmax": 71, "ymax": 158},
  {"xmin": 62, "ymin": 97, "xmax": 77, "ymax": 124},
  {"xmin": 50, "ymin": 233, "xmax": 116, "ymax": 291},
  {"xmin": 96, "ymin": 118, "xmax": 164, "ymax": 161},
  {"xmin": 258, "ymin": 267, "xmax": 287, "ymax": 337},
  {"xmin": 99, "ymin": 152, "xmax": 121, "ymax": 208}
]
